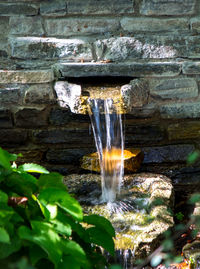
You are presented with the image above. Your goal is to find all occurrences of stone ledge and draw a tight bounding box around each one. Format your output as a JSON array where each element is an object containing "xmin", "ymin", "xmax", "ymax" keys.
[
  {"xmin": 55, "ymin": 62, "xmax": 181, "ymax": 78},
  {"xmin": 0, "ymin": 69, "xmax": 54, "ymax": 84}
]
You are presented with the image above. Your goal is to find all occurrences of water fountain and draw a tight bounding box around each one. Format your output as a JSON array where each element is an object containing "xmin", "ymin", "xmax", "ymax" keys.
[{"xmin": 63, "ymin": 81, "xmax": 174, "ymax": 267}]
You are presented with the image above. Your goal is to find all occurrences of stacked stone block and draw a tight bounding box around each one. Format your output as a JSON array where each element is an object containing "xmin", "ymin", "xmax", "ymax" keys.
[{"xmin": 0, "ymin": 0, "xmax": 200, "ymax": 184}]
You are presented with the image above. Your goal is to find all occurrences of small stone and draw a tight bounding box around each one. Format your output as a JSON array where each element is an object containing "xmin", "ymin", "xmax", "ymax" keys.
[
  {"xmin": 142, "ymin": 144, "xmax": 195, "ymax": 164},
  {"xmin": 168, "ymin": 121, "xmax": 200, "ymax": 140},
  {"xmin": 0, "ymin": 3, "xmax": 38, "ymax": 16},
  {"xmin": 9, "ymin": 16, "xmax": 44, "ymax": 36},
  {"xmin": 121, "ymin": 79, "xmax": 149, "ymax": 110},
  {"xmin": 140, "ymin": 0, "xmax": 195, "ymax": 15},
  {"xmin": 0, "ymin": 70, "xmax": 54, "ymax": 84},
  {"xmin": 24, "ymin": 84, "xmax": 55, "ymax": 104},
  {"xmin": 80, "ymin": 149, "xmax": 144, "ymax": 173},
  {"xmin": 0, "ymin": 110, "xmax": 13, "ymax": 128},
  {"xmin": 160, "ymin": 102, "xmax": 200, "ymax": 119},
  {"xmin": 183, "ymin": 61, "xmax": 200, "ymax": 74},
  {"xmin": 40, "ymin": 0, "xmax": 66, "ymax": 16},
  {"xmin": 150, "ymin": 78, "xmax": 198, "ymax": 99},
  {"xmin": 67, "ymin": 0, "xmax": 134, "ymax": 14},
  {"xmin": 15, "ymin": 108, "xmax": 49, "ymax": 128},
  {"xmin": 54, "ymin": 81, "xmax": 82, "ymax": 113}
]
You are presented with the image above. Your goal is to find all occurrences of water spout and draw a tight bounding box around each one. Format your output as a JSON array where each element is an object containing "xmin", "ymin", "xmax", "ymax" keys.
[{"xmin": 88, "ymin": 98, "xmax": 124, "ymax": 203}]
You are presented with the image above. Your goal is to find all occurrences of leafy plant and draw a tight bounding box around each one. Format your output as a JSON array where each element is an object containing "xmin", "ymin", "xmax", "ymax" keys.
[{"xmin": 0, "ymin": 147, "xmax": 116, "ymax": 269}]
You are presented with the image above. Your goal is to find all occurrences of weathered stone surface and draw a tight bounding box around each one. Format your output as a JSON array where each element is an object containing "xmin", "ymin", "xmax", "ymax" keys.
[
  {"xmin": 140, "ymin": 0, "xmax": 195, "ymax": 15},
  {"xmin": 0, "ymin": 17, "xmax": 9, "ymax": 36},
  {"xmin": 94, "ymin": 37, "xmax": 177, "ymax": 61},
  {"xmin": 183, "ymin": 61, "xmax": 200, "ymax": 74},
  {"xmin": 56, "ymin": 62, "xmax": 181, "ymax": 78},
  {"xmin": 45, "ymin": 18, "xmax": 120, "ymax": 36},
  {"xmin": 10, "ymin": 37, "xmax": 92, "ymax": 60},
  {"xmin": 160, "ymin": 102, "xmax": 200, "ymax": 119},
  {"xmin": 54, "ymin": 81, "xmax": 82, "ymax": 113},
  {"xmin": 191, "ymin": 17, "xmax": 200, "ymax": 33},
  {"xmin": 9, "ymin": 17, "xmax": 44, "ymax": 36},
  {"xmin": 121, "ymin": 17, "xmax": 188, "ymax": 33},
  {"xmin": 0, "ymin": 70, "xmax": 54, "ymax": 84},
  {"xmin": 80, "ymin": 149, "xmax": 144, "ymax": 173},
  {"xmin": 183, "ymin": 241, "xmax": 200, "ymax": 266},
  {"xmin": 186, "ymin": 36, "xmax": 200, "ymax": 58},
  {"xmin": 15, "ymin": 108, "xmax": 49, "ymax": 128},
  {"xmin": 0, "ymin": 85, "xmax": 21, "ymax": 104},
  {"xmin": 121, "ymin": 79, "xmax": 149, "ymax": 109},
  {"xmin": 40, "ymin": 0, "xmax": 67, "ymax": 16},
  {"xmin": 0, "ymin": 130, "xmax": 27, "ymax": 146},
  {"xmin": 142, "ymin": 144, "xmax": 195, "ymax": 164},
  {"xmin": 168, "ymin": 121, "xmax": 200, "ymax": 140},
  {"xmin": 67, "ymin": 0, "xmax": 134, "ymax": 14},
  {"xmin": 64, "ymin": 173, "xmax": 173, "ymax": 263},
  {"xmin": 0, "ymin": 3, "xmax": 38, "ymax": 15},
  {"xmin": 0, "ymin": 110, "xmax": 13, "ymax": 128},
  {"xmin": 33, "ymin": 128, "xmax": 92, "ymax": 144},
  {"xmin": 150, "ymin": 78, "xmax": 198, "ymax": 99},
  {"xmin": 125, "ymin": 103, "xmax": 158, "ymax": 118},
  {"xmin": 24, "ymin": 84, "xmax": 55, "ymax": 104},
  {"xmin": 46, "ymin": 148, "xmax": 92, "ymax": 164}
]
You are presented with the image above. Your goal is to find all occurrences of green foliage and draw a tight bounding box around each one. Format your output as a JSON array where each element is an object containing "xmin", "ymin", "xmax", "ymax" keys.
[
  {"xmin": 175, "ymin": 211, "xmax": 184, "ymax": 221},
  {"xmin": 0, "ymin": 147, "xmax": 116, "ymax": 268}
]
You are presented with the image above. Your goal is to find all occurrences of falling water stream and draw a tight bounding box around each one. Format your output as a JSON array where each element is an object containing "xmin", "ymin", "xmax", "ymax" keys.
[{"xmin": 88, "ymin": 98, "xmax": 124, "ymax": 204}]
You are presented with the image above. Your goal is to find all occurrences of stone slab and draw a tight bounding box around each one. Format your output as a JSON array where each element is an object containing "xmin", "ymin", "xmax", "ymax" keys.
[
  {"xmin": 67, "ymin": 0, "xmax": 134, "ymax": 14},
  {"xmin": 190, "ymin": 17, "xmax": 200, "ymax": 33},
  {"xmin": 9, "ymin": 17, "xmax": 44, "ymax": 36},
  {"xmin": 45, "ymin": 17, "xmax": 120, "ymax": 37},
  {"xmin": 120, "ymin": 17, "xmax": 188, "ymax": 33},
  {"xmin": 0, "ymin": 130, "xmax": 27, "ymax": 146},
  {"xmin": 0, "ymin": 110, "xmax": 13, "ymax": 128},
  {"xmin": 0, "ymin": 84, "xmax": 21, "ymax": 104},
  {"xmin": 160, "ymin": 102, "xmax": 200, "ymax": 119},
  {"xmin": 0, "ymin": 70, "xmax": 54, "ymax": 84},
  {"xmin": 0, "ymin": 3, "xmax": 38, "ymax": 15},
  {"xmin": 0, "ymin": 17, "xmax": 9, "ymax": 36},
  {"xmin": 168, "ymin": 121, "xmax": 200, "ymax": 140},
  {"xmin": 143, "ymin": 144, "xmax": 195, "ymax": 164},
  {"xmin": 56, "ymin": 62, "xmax": 181, "ymax": 78},
  {"xmin": 140, "ymin": 0, "xmax": 195, "ymax": 15},
  {"xmin": 150, "ymin": 78, "xmax": 198, "ymax": 99},
  {"xmin": 183, "ymin": 62, "xmax": 200, "ymax": 74},
  {"xmin": 10, "ymin": 37, "xmax": 92, "ymax": 61},
  {"xmin": 40, "ymin": 0, "xmax": 67, "ymax": 16}
]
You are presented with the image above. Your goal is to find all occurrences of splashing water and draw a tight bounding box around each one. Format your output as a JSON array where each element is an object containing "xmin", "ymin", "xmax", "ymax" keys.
[{"xmin": 88, "ymin": 98, "xmax": 124, "ymax": 203}]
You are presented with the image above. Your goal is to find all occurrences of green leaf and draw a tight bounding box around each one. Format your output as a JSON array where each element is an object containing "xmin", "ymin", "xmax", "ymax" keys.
[
  {"xmin": 86, "ymin": 227, "xmax": 115, "ymax": 256},
  {"xmin": 38, "ymin": 188, "xmax": 83, "ymax": 221},
  {"xmin": 0, "ymin": 147, "xmax": 11, "ymax": 170},
  {"xmin": 187, "ymin": 150, "xmax": 200, "ymax": 164},
  {"xmin": 29, "ymin": 245, "xmax": 48, "ymax": 266},
  {"xmin": 0, "ymin": 190, "xmax": 8, "ymax": 204},
  {"xmin": 59, "ymin": 255, "xmax": 81, "ymax": 269},
  {"xmin": 61, "ymin": 239, "xmax": 89, "ymax": 268},
  {"xmin": 18, "ymin": 221, "xmax": 62, "ymax": 266},
  {"xmin": 188, "ymin": 193, "xmax": 200, "ymax": 204},
  {"xmin": 83, "ymin": 214, "xmax": 115, "ymax": 237},
  {"xmin": 0, "ymin": 233, "xmax": 21, "ymax": 259},
  {"xmin": 38, "ymin": 173, "xmax": 66, "ymax": 191},
  {"xmin": 0, "ymin": 227, "xmax": 10, "ymax": 243},
  {"xmin": 18, "ymin": 163, "xmax": 49, "ymax": 174},
  {"xmin": 6, "ymin": 172, "xmax": 38, "ymax": 197},
  {"xmin": 50, "ymin": 212, "xmax": 72, "ymax": 236}
]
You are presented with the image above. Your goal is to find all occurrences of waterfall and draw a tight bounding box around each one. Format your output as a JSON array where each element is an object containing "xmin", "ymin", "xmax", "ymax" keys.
[{"xmin": 88, "ymin": 98, "xmax": 124, "ymax": 203}]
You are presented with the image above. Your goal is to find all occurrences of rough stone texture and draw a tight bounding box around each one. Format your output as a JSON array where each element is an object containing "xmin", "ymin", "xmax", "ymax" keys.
[
  {"xmin": 0, "ymin": 17, "xmax": 9, "ymax": 36},
  {"xmin": 56, "ymin": 62, "xmax": 181, "ymax": 78},
  {"xmin": 168, "ymin": 121, "xmax": 200, "ymax": 140},
  {"xmin": 140, "ymin": 0, "xmax": 195, "ymax": 15},
  {"xmin": 64, "ymin": 173, "xmax": 174, "ymax": 263},
  {"xmin": 40, "ymin": 0, "xmax": 67, "ymax": 16},
  {"xmin": 183, "ymin": 61, "xmax": 200, "ymax": 74},
  {"xmin": 0, "ymin": 110, "xmax": 13, "ymax": 128},
  {"xmin": 160, "ymin": 102, "xmax": 200, "ymax": 119},
  {"xmin": 0, "ymin": 84, "xmax": 21, "ymax": 105},
  {"xmin": 24, "ymin": 84, "xmax": 55, "ymax": 104},
  {"xmin": 0, "ymin": 3, "xmax": 38, "ymax": 15},
  {"xmin": 45, "ymin": 18, "xmax": 120, "ymax": 37},
  {"xmin": 10, "ymin": 37, "xmax": 92, "ymax": 60},
  {"xmin": 33, "ymin": 128, "xmax": 92, "ymax": 145},
  {"xmin": 149, "ymin": 78, "xmax": 198, "ymax": 100},
  {"xmin": 9, "ymin": 17, "xmax": 44, "ymax": 36},
  {"xmin": 0, "ymin": 129, "xmax": 27, "ymax": 146},
  {"xmin": 121, "ymin": 79, "xmax": 149, "ymax": 109},
  {"xmin": 120, "ymin": 17, "xmax": 188, "ymax": 33},
  {"xmin": 67, "ymin": 0, "xmax": 134, "ymax": 14},
  {"xmin": 183, "ymin": 241, "xmax": 200, "ymax": 266},
  {"xmin": 0, "ymin": 70, "xmax": 54, "ymax": 84},
  {"xmin": 15, "ymin": 108, "xmax": 49, "ymax": 128},
  {"xmin": 54, "ymin": 81, "xmax": 82, "ymax": 113},
  {"xmin": 142, "ymin": 144, "xmax": 195, "ymax": 164},
  {"xmin": 191, "ymin": 17, "xmax": 200, "ymax": 33}
]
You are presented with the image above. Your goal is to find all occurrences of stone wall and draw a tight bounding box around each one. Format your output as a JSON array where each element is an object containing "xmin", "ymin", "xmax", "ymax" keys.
[{"xmin": 1, "ymin": 0, "xmax": 200, "ymax": 184}]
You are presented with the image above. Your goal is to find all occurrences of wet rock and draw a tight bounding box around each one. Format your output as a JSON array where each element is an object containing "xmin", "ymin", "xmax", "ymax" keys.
[
  {"xmin": 63, "ymin": 173, "xmax": 174, "ymax": 264},
  {"xmin": 80, "ymin": 149, "xmax": 144, "ymax": 173}
]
